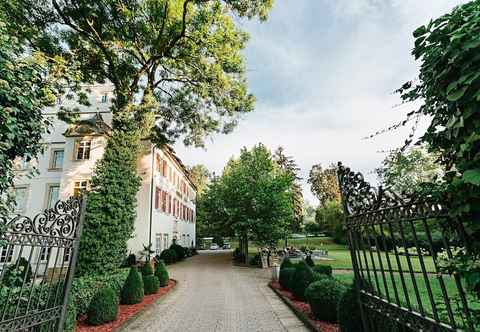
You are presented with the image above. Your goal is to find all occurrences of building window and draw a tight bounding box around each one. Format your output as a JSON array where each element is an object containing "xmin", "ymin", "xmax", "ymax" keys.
[
  {"xmin": 46, "ymin": 184, "xmax": 60, "ymax": 209},
  {"xmin": 39, "ymin": 247, "xmax": 51, "ymax": 262},
  {"xmin": 50, "ymin": 149, "xmax": 64, "ymax": 170},
  {"xmin": 14, "ymin": 187, "xmax": 28, "ymax": 212},
  {"xmin": 56, "ymin": 95, "xmax": 62, "ymax": 105},
  {"xmin": 155, "ymin": 234, "xmax": 162, "ymax": 255},
  {"xmin": 101, "ymin": 94, "xmax": 108, "ymax": 103},
  {"xmin": 162, "ymin": 160, "xmax": 168, "ymax": 177},
  {"xmin": 73, "ymin": 180, "xmax": 89, "ymax": 197},
  {"xmin": 163, "ymin": 234, "xmax": 169, "ymax": 250},
  {"xmin": 155, "ymin": 187, "xmax": 161, "ymax": 210},
  {"xmin": 0, "ymin": 245, "xmax": 13, "ymax": 263},
  {"xmin": 63, "ymin": 247, "xmax": 71, "ymax": 262},
  {"xmin": 16, "ymin": 157, "xmax": 30, "ymax": 170},
  {"xmin": 75, "ymin": 140, "xmax": 91, "ymax": 160}
]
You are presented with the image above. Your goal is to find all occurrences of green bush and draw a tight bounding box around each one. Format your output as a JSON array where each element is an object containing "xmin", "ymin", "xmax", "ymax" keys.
[
  {"xmin": 64, "ymin": 295, "xmax": 77, "ymax": 332},
  {"xmin": 279, "ymin": 267, "xmax": 295, "ymax": 290},
  {"xmin": 141, "ymin": 262, "xmax": 154, "ymax": 276},
  {"xmin": 120, "ymin": 267, "xmax": 144, "ymax": 305},
  {"xmin": 87, "ymin": 287, "xmax": 119, "ymax": 326},
  {"xmin": 280, "ymin": 257, "xmax": 294, "ymax": 270},
  {"xmin": 305, "ymin": 255, "xmax": 314, "ymax": 267},
  {"xmin": 291, "ymin": 261, "xmax": 315, "ymax": 301},
  {"xmin": 338, "ymin": 285, "xmax": 364, "ymax": 332},
  {"xmin": 312, "ymin": 265, "xmax": 332, "ymax": 276},
  {"xmin": 154, "ymin": 260, "xmax": 169, "ymax": 287},
  {"xmin": 249, "ymin": 254, "xmax": 261, "ymax": 267},
  {"xmin": 169, "ymin": 242, "xmax": 185, "ymax": 261},
  {"xmin": 143, "ymin": 275, "xmax": 160, "ymax": 295},
  {"xmin": 120, "ymin": 254, "xmax": 136, "ymax": 268},
  {"xmin": 160, "ymin": 249, "xmax": 177, "ymax": 264},
  {"xmin": 70, "ymin": 269, "xmax": 129, "ymax": 317},
  {"xmin": 4, "ymin": 257, "xmax": 33, "ymax": 287},
  {"xmin": 305, "ymin": 278, "xmax": 347, "ymax": 322}
]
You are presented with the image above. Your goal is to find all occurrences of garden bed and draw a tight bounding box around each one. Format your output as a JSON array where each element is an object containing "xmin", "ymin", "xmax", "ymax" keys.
[
  {"xmin": 76, "ymin": 279, "xmax": 176, "ymax": 332},
  {"xmin": 269, "ymin": 281, "xmax": 339, "ymax": 332}
]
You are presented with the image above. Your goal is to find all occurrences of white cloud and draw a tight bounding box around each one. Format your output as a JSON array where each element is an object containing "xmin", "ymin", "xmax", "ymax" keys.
[{"xmin": 174, "ymin": 0, "xmax": 468, "ymax": 205}]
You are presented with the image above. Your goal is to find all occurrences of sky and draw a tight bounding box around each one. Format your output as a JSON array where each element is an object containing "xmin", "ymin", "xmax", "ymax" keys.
[{"xmin": 175, "ymin": 0, "xmax": 467, "ymax": 205}]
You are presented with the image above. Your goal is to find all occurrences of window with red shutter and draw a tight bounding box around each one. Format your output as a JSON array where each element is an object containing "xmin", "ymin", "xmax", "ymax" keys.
[{"xmin": 155, "ymin": 187, "xmax": 160, "ymax": 209}]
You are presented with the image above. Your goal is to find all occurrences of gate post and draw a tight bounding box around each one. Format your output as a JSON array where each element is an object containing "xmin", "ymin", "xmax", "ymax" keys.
[{"xmin": 57, "ymin": 197, "xmax": 87, "ymax": 332}]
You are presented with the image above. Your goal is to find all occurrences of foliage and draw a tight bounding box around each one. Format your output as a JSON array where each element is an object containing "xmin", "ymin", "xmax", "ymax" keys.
[
  {"xmin": 280, "ymin": 257, "xmax": 294, "ymax": 270},
  {"xmin": 86, "ymin": 287, "xmax": 119, "ymax": 326},
  {"xmin": 305, "ymin": 277, "xmax": 347, "ymax": 322},
  {"xmin": 120, "ymin": 267, "xmax": 144, "ymax": 305},
  {"xmin": 143, "ymin": 275, "xmax": 160, "ymax": 295},
  {"xmin": 160, "ymin": 249, "xmax": 178, "ymax": 265},
  {"xmin": 187, "ymin": 164, "xmax": 210, "ymax": 197},
  {"xmin": 397, "ymin": 0, "xmax": 480, "ymax": 295},
  {"xmin": 3, "ymin": 257, "xmax": 32, "ymax": 287},
  {"xmin": 213, "ymin": 235, "xmax": 225, "ymax": 247},
  {"xmin": 76, "ymin": 132, "xmax": 141, "ymax": 277},
  {"xmin": 305, "ymin": 255, "xmax": 314, "ymax": 267},
  {"xmin": 141, "ymin": 262, "xmax": 154, "ymax": 276},
  {"xmin": 338, "ymin": 285, "xmax": 364, "ymax": 332},
  {"xmin": 376, "ymin": 145, "xmax": 444, "ymax": 195},
  {"xmin": 232, "ymin": 248, "xmax": 246, "ymax": 263},
  {"xmin": 291, "ymin": 261, "xmax": 315, "ymax": 301},
  {"xmin": 199, "ymin": 144, "xmax": 295, "ymax": 246},
  {"xmin": 170, "ymin": 241, "xmax": 186, "ymax": 261},
  {"xmin": 154, "ymin": 260, "xmax": 169, "ymax": 287},
  {"xmin": 249, "ymin": 253, "xmax": 261, "ymax": 267},
  {"xmin": 312, "ymin": 265, "xmax": 333, "ymax": 276},
  {"xmin": 304, "ymin": 222, "xmax": 322, "ymax": 236},
  {"xmin": 273, "ymin": 146, "xmax": 304, "ymax": 231},
  {"xmin": 64, "ymin": 295, "xmax": 77, "ymax": 332},
  {"xmin": 121, "ymin": 254, "xmax": 137, "ymax": 268},
  {"xmin": 70, "ymin": 269, "xmax": 129, "ymax": 316},
  {"xmin": 315, "ymin": 200, "xmax": 347, "ymax": 244},
  {"xmin": 279, "ymin": 267, "xmax": 296, "ymax": 291},
  {"xmin": 308, "ymin": 164, "xmax": 341, "ymax": 206}
]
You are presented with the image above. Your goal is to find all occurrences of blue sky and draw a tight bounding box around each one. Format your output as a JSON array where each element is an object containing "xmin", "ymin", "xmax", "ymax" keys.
[{"xmin": 175, "ymin": 0, "xmax": 467, "ymax": 205}]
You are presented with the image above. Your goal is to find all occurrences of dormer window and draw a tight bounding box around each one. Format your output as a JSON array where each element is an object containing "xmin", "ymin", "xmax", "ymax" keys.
[{"xmin": 101, "ymin": 94, "xmax": 108, "ymax": 103}]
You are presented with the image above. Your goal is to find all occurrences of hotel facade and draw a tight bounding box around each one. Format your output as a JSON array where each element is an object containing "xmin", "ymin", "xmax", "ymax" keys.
[{"xmin": 3, "ymin": 84, "xmax": 196, "ymax": 271}]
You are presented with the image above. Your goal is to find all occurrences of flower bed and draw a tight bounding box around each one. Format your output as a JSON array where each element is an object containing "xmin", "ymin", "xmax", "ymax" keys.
[
  {"xmin": 269, "ymin": 281, "xmax": 339, "ymax": 332},
  {"xmin": 76, "ymin": 280, "xmax": 176, "ymax": 332}
]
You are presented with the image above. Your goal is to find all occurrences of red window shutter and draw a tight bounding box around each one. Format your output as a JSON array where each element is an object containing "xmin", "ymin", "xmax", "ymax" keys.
[{"xmin": 155, "ymin": 188, "xmax": 159, "ymax": 209}]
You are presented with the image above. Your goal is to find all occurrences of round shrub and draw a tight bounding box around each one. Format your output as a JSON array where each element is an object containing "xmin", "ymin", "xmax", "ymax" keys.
[
  {"xmin": 143, "ymin": 275, "xmax": 160, "ymax": 295},
  {"xmin": 86, "ymin": 287, "xmax": 119, "ymax": 326},
  {"xmin": 305, "ymin": 255, "xmax": 314, "ymax": 267},
  {"xmin": 154, "ymin": 260, "xmax": 169, "ymax": 287},
  {"xmin": 279, "ymin": 267, "xmax": 295, "ymax": 290},
  {"xmin": 280, "ymin": 257, "xmax": 294, "ymax": 270},
  {"xmin": 120, "ymin": 267, "xmax": 144, "ymax": 305},
  {"xmin": 169, "ymin": 242, "xmax": 185, "ymax": 261},
  {"xmin": 338, "ymin": 285, "xmax": 364, "ymax": 332},
  {"xmin": 291, "ymin": 261, "xmax": 315, "ymax": 301},
  {"xmin": 160, "ymin": 248, "xmax": 177, "ymax": 264},
  {"xmin": 312, "ymin": 264, "xmax": 332, "ymax": 276},
  {"xmin": 141, "ymin": 262, "xmax": 154, "ymax": 276},
  {"xmin": 305, "ymin": 277, "xmax": 347, "ymax": 322}
]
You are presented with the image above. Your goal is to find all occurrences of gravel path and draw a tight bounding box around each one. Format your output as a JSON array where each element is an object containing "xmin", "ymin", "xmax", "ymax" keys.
[{"xmin": 122, "ymin": 250, "xmax": 309, "ymax": 332}]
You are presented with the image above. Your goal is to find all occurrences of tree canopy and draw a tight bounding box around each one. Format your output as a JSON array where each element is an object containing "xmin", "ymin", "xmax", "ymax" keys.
[
  {"xmin": 187, "ymin": 164, "xmax": 210, "ymax": 197},
  {"xmin": 308, "ymin": 163, "xmax": 340, "ymax": 207}
]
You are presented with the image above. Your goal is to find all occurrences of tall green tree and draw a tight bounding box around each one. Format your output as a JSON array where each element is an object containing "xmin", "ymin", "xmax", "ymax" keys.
[
  {"xmin": 376, "ymin": 146, "xmax": 444, "ymax": 195},
  {"xmin": 308, "ymin": 163, "xmax": 341, "ymax": 206},
  {"xmin": 187, "ymin": 164, "xmax": 210, "ymax": 197}
]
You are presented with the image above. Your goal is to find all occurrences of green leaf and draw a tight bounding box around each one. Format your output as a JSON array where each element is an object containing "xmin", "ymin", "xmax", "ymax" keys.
[
  {"xmin": 413, "ymin": 25, "xmax": 427, "ymax": 38},
  {"xmin": 463, "ymin": 169, "xmax": 480, "ymax": 185},
  {"xmin": 447, "ymin": 86, "xmax": 468, "ymax": 101}
]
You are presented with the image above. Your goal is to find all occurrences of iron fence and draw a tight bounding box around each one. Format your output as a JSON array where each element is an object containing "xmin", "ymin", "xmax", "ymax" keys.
[
  {"xmin": 337, "ymin": 163, "xmax": 476, "ymax": 332},
  {"xmin": 0, "ymin": 197, "xmax": 85, "ymax": 332}
]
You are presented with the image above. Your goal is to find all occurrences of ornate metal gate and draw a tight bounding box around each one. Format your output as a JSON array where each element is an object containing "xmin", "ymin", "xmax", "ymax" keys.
[
  {"xmin": 337, "ymin": 163, "xmax": 476, "ymax": 332},
  {"xmin": 0, "ymin": 197, "xmax": 85, "ymax": 332}
]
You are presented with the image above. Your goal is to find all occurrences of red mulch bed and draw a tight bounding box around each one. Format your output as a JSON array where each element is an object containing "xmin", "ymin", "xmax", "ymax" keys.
[
  {"xmin": 76, "ymin": 280, "xmax": 176, "ymax": 332},
  {"xmin": 270, "ymin": 281, "xmax": 340, "ymax": 332}
]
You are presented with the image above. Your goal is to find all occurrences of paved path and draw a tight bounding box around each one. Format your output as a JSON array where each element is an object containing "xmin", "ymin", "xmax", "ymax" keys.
[{"xmin": 123, "ymin": 250, "xmax": 309, "ymax": 332}]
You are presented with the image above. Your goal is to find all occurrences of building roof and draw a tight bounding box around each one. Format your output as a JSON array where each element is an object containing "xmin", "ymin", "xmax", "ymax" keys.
[
  {"xmin": 63, "ymin": 113, "xmax": 111, "ymax": 137},
  {"xmin": 161, "ymin": 144, "xmax": 197, "ymax": 192}
]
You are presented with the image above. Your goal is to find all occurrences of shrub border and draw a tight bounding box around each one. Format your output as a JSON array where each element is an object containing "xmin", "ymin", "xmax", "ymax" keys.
[{"xmin": 268, "ymin": 282, "xmax": 322, "ymax": 332}]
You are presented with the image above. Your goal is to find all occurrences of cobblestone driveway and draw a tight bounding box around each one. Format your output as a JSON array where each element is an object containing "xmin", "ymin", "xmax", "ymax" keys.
[{"xmin": 123, "ymin": 250, "xmax": 309, "ymax": 332}]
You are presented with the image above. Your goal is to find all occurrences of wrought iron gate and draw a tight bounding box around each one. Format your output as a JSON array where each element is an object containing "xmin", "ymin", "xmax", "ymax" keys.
[
  {"xmin": 0, "ymin": 197, "xmax": 85, "ymax": 332},
  {"xmin": 337, "ymin": 163, "xmax": 476, "ymax": 332}
]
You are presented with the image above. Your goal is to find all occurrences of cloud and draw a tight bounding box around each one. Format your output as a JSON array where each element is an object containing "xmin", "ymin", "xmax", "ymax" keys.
[{"xmin": 175, "ymin": 0, "xmax": 468, "ymax": 205}]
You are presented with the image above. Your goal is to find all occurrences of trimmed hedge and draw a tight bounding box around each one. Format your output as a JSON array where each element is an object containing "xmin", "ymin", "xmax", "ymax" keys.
[
  {"xmin": 160, "ymin": 249, "xmax": 177, "ymax": 265},
  {"xmin": 86, "ymin": 287, "xmax": 119, "ymax": 325},
  {"xmin": 338, "ymin": 285, "xmax": 364, "ymax": 332},
  {"xmin": 120, "ymin": 267, "xmax": 144, "ymax": 305},
  {"xmin": 291, "ymin": 261, "xmax": 315, "ymax": 301},
  {"xmin": 312, "ymin": 265, "xmax": 332, "ymax": 276},
  {"xmin": 305, "ymin": 277, "xmax": 347, "ymax": 322},
  {"xmin": 141, "ymin": 262, "xmax": 154, "ymax": 276},
  {"xmin": 169, "ymin": 242, "xmax": 185, "ymax": 261},
  {"xmin": 279, "ymin": 267, "xmax": 295, "ymax": 290},
  {"xmin": 280, "ymin": 257, "xmax": 294, "ymax": 270},
  {"xmin": 143, "ymin": 275, "xmax": 160, "ymax": 295},
  {"xmin": 154, "ymin": 260, "xmax": 169, "ymax": 287}
]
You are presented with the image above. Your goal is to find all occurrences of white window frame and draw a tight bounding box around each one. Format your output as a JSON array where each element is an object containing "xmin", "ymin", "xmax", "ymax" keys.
[
  {"xmin": 63, "ymin": 247, "xmax": 71, "ymax": 262},
  {"xmin": 0, "ymin": 245, "xmax": 14, "ymax": 264},
  {"xmin": 75, "ymin": 140, "xmax": 91, "ymax": 161},
  {"xmin": 45, "ymin": 183, "xmax": 60, "ymax": 209},
  {"xmin": 14, "ymin": 186, "xmax": 29, "ymax": 213},
  {"xmin": 155, "ymin": 234, "xmax": 162, "ymax": 255},
  {"xmin": 101, "ymin": 94, "xmax": 108, "ymax": 103},
  {"xmin": 49, "ymin": 149, "xmax": 64, "ymax": 170},
  {"xmin": 163, "ymin": 234, "xmax": 169, "ymax": 250},
  {"xmin": 73, "ymin": 180, "xmax": 90, "ymax": 197},
  {"xmin": 39, "ymin": 247, "xmax": 51, "ymax": 262}
]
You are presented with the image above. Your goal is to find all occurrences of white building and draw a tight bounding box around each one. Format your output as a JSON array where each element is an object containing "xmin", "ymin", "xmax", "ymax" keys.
[{"xmin": 4, "ymin": 84, "xmax": 196, "ymax": 271}]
